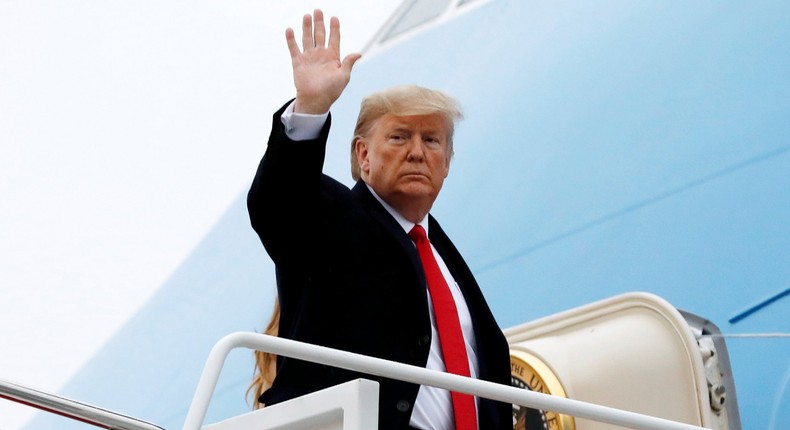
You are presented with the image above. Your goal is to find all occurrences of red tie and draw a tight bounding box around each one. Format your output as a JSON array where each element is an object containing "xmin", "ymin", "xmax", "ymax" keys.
[{"xmin": 408, "ymin": 225, "xmax": 477, "ymax": 430}]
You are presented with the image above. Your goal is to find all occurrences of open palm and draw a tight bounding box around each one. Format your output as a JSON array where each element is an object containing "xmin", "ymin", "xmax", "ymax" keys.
[{"xmin": 286, "ymin": 10, "xmax": 361, "ymax": 114}]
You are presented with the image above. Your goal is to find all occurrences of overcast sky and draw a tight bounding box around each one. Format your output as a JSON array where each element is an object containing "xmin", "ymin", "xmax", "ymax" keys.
[{"xmin": 0, "ymin": 2, "xmax": 400, "ymax": 428}]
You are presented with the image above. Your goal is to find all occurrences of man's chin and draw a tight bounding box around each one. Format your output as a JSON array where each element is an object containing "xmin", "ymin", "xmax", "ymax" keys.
[{"xmin": 391, "ymin": 184, "xmax": 440, "ymax": 202}]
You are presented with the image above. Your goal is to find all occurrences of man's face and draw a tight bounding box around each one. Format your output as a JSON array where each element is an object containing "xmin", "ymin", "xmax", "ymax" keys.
[{"xmin": 357, "ymin": 113, "xmax": 451, "ymax": 221}]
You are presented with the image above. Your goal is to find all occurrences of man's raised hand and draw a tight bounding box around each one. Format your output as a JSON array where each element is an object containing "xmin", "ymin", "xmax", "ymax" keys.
[{"xmin": 286, "ymin": 10, "xmax": 361, "ymax": 114}]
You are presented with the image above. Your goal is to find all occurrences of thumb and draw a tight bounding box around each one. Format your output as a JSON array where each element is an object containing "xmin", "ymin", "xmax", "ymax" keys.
[{"xmin": 341, "ymin": 53, "xmax": 362, "ymax": 74}]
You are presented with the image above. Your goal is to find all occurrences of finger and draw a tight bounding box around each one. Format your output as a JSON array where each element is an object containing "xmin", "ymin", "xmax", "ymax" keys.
[
  {"xmin": 313, "ymin": 9, "xmax": 326, "ymax": 47},
  {"xmin": 301, "ymin": 13, "xmax": 313, "ymax": 50},
  {"xmin": 341, "ymin": 53, "xmax": 362, "ymax": 75},
  {"xmin": 285, "ymin": 28, "xmax": 300, "ymax": 58},
  {"xmin": 328, "ymin": 16, "xmax": 341, "ymax": 52}
]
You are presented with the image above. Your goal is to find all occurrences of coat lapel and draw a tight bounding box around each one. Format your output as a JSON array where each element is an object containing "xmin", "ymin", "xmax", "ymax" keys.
[{"xmin": 351, "ymin": 181, "xmax": 427, "ymax": 288}]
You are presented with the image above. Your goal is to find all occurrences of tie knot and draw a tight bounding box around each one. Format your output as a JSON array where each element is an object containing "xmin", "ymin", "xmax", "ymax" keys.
[{"xmin": 408, "ymin": 225, "xmax": 428, "ymax": 243}]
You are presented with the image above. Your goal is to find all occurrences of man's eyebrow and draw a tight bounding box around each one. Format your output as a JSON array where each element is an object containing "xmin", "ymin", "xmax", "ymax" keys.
[{"xmin": 389, "ymin": 124, "xmax": 443, "ymax": 135}]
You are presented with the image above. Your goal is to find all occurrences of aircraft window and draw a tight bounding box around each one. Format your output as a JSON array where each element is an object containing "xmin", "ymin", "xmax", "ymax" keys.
[{"xmin": 382, "ymin": 0, "xmax": 452, "ymax": 42}]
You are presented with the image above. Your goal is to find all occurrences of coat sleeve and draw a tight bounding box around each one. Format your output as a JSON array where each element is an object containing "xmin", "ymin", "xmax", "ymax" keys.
[{"xmin": 247, "ymin": 100, "xmax": 333, "ymax": 267}]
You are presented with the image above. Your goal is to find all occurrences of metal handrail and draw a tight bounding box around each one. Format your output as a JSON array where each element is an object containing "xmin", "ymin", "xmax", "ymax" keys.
[
  {"xmin": 184, "ymin": 332, "xmax": 710, "ymax": 430},
  {"xmin": 0, "ymin": 379, "xmax": 163, "ymax": 430}
]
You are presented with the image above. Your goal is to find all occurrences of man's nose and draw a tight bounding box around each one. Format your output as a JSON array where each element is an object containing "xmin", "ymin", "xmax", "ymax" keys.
[{"xmin": 405, "ymin": 137, "xmax": 425, "ymax": 161}]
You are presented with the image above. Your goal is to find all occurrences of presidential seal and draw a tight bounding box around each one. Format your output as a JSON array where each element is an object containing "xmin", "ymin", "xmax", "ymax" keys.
[{"xmin": 510, "ymin": 350, "xmax": 575, "ymax": 430}]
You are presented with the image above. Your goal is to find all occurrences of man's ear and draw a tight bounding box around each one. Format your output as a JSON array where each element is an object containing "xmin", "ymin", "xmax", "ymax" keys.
[{"xmin": 355, "ymin": 138, "xmax": 370, "ymax": 174}]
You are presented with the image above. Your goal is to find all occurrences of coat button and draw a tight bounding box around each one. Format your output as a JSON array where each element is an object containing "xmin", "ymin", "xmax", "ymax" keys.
[
  {"xmin": 396, "ymin": 400, "xmax": 410, "ymax": 412},
  {"xmin": 417, "ymin": 335, "xmax": 430, "ymax": 346}
]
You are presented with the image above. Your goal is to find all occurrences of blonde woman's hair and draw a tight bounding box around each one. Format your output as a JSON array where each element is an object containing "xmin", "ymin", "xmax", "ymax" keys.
[
  {"xmin": 247, "ymin": 299, "xmax": 280, "ymax": 409},
  {"xmin": 350, "ymin": 85, "xmax": 463, "ymax": 181}
]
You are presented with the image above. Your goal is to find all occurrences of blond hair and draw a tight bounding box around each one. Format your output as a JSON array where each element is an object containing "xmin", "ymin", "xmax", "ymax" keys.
[
  {"xmin": 247, "ymin": 299, "xmax": 280, "ymax": 409},
  {"xmin": 350, "ymin": 85, "xmax": 463, "ymax": 181}
]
